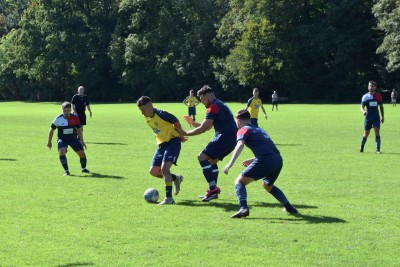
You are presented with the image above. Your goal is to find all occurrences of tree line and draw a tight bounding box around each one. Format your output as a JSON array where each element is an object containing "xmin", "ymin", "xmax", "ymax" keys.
[{"xmin": 0, "ymin": 0, "xmax": 399, "ymax": 103}]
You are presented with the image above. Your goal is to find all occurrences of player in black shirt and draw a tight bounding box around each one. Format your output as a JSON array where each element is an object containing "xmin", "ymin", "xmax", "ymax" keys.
[{"xmin": 71, "ymin": 86, "xmax": 92, "ymax": 129}]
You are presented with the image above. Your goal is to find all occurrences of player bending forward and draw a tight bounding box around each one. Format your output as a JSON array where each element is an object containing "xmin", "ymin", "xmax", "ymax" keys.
[{"xmin": 224, "ymin": 109, "xmax": 297, "ymax": 218}]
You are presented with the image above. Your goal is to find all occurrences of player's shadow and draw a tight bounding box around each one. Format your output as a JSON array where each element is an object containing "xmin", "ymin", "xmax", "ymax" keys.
[
  {"xmin": 275, "ymin": 143, "xmax": 303, "ymax": 147},
  {"xmin": 57, "ymin": 263, "xmax": 94, "ymax": 267},
  {"xmin": 80, "ymin": 172, "xmax": 125, "ymax": 179},
  {"xmin": 178, "ymin": 200, "xmax": 346, "ymax": 224},
  {"xmin": 86, "ymin": 142, "xmax": 127, "ymax": 146},
  {"xmin": 0, "ymin": 158, "xmax": 17, "ymax": 161}
]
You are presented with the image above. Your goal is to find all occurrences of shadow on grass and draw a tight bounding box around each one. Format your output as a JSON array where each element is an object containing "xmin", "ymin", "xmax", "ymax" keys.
[
  {"xmin": 177, "ymin": 199, "xmax": 346, "ymax": 224},
  {"xmin": 86, "ymin": 142, "xmax": 127, "ymax": 146},
  {"xmin": 57, "ymin": 263, "xmax": 94, "ymax": 267},
  {"xmin": 79, "ymin": 172, "xmax": 125, "ymax": 179},
  {"xmin": 0, "ymin": 158, "xmax": 17, "ymax": 161},
  {"xmin": 275, "ymin": 143, "xmax": 304, "ymax": 147}
]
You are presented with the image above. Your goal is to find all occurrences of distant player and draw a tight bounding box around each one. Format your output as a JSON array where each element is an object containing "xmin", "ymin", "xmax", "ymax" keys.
[
  {"xmin": 183, "ymin": 89, "xmax": 200, "ymax": 125},
  {"xmin": 71, "ymin": 86, "xmax": 92, "ymax": 131},
  {"xmin": 223, "ymin": 109, "xmax": 297, "ymax": 218},
  {"xmin": 47, "ymin": 102, "xmax": 90, "ymax": 176},
  {"xmin": 360, "ymin": 81, "xmax": 384, "ymax": 154},
  {"xmin": 137, "ymin": 96, "xmax": 186, "ymax": 205},
  {"xmin": 272, "ymin": 91, "xmax": 278, "ymax": 111},
  {"xmin": 391, "ymin": 89, "xmax": 398, "ymax": 107},
  {"xmin": 246, "ymin": 88, "xmax": 267, "ymax": 127},
  {"xmin": 183, "ymin": 85, "xmax": 237, "ymax": 202}
]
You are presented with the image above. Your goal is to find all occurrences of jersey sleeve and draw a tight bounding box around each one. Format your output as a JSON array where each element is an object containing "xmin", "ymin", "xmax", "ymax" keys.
[
  {"xmin": 85, "ymin": 95, "xmax": 90, "ymax": 106},
  {"xmin": 205, "ymin": 103, "xmax": 220, "ymax": 120},
  {"xmin": 156, "ymin": 109, "xmax": 178, "ymax": 124},
  {"xmin": 236, "ymin": 127, "xmax": 250, "ymax": 142},
  {"xmin": 246, "ymin": 98, "xmax": 252, "ymax": 108}
]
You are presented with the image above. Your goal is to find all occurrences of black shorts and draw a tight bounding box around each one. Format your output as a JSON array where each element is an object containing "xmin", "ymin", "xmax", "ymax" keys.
[{"xmin": 76, "ymin": 112, "xmax": 86, "ymax": 125}]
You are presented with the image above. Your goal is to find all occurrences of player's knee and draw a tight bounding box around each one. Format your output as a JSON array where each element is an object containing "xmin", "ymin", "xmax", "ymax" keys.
[
  {"xmin": 262, "ymin": 181, "xmax": 273, "ymax": 192},
  {"xmin": 149, "ymin": 168, "xmax": 161, "ymax": 177}
]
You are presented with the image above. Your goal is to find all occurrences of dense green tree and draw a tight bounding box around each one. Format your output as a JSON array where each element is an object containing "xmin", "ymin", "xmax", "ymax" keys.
[
  {"xmin": 373, "ymin": 0, "xmax": 400, "ymax": 89},
  {"xmin": 0, "ymin": 0, "xmax": 119, "ymax": 101},
  {"xmin": 109, "ymin": 0, "xmax": 228, "ymax": 101},
  {"xmin": 213, "ymin": 0, "xmax": 380, "ymax": 102}
]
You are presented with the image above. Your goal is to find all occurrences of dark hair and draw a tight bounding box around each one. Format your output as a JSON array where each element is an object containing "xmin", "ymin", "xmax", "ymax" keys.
[
  {"xmin": 253, "ymin": 87, "xmax": 259, "ymax": 92},
  {"xmin": 369, "ymin": 80, "xmax": 377, "ymax": 86},
  {"xmin": 236, "ymin": 109, "xmax": 251, "ymax": 120},
  {"xmin": 197, "ymin": 85, "xmax": 214, "ymax": 97},
  {"xmin": 137, "ymin": 96, "xmax": 152, "ymax": 106},
  {"xmin": 62, "ymin": 102, "xmax": 72, "ymax": 109}
]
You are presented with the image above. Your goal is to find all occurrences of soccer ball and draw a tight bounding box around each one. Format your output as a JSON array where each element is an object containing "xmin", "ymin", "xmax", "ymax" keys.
[{"xmin": 144, "ymin": 188, "xmax": 159, "ymax": 203}]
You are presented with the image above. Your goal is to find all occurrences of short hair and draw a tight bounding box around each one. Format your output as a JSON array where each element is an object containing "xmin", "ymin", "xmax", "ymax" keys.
[
  {"xmin": 253, "ymin": 88, "xmax": 259, "ymax": 92},
  {"xmin": 197, "ymin": 85, "xmax": 214, "ymax": 97},
  {"xmin": 78, "ymin": 86, "xmax": 84, "ymax": 90},
  {"xmin": 236, "ymin": 109, "xmax": 251, "ymax": 120},
  {"xmin": 369, "ymin": 80, "xmax": 377, "ymax": 86},
  {"xmin": 62, "ymin": 102, "xmax": 72, "ymax": 109},
  {"xmin": 136, "ymin": 96, "xmax": 152, "ymax": 106},
  {"xmin": 190, "ymin": 89, "xmax": 194, "ymax": 94}
]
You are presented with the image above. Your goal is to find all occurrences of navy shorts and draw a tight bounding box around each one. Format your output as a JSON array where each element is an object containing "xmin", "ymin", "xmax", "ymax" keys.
[
  {"xmin": 151, "ymin": 137, "xmax": 181, "ymax": 167},
  {"xmin": 364, "ymin": 118, "xmax": 380, "ymax": 130},
  {"xmin": 202, "ymin": 133, "xmax": 236, "ymax": 161},
  {"xmin": 188, "ymin": 107, "xmax": 196, "ymax": 116},
  {"xmin": 250, "ymin": 118, "xmax": 258, "ymax": 127},
  {"xmin": 242, "ymin": 154, "xmax": 283, "ymax": 185},
  {"xmin": 57, "ymin": 138, "xmax": 84, "ymax": 152}
]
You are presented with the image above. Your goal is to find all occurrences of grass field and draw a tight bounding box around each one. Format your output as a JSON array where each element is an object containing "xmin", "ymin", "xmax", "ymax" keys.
[{"xmin": 0, "ymin": 101, "xmax": 399, "ymax": 266}]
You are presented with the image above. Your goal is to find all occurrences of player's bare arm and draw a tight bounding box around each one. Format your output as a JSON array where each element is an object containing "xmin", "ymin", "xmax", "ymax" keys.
[
  {"xmin": 47, "ymin": 128, "xmax": 54, "ymax": 149},
  {"xmin": 224, "ymin": 140, "xmax": 245, "ymax": 174},
  {"xmin": 379, "ymin": 104, "xmax": 384, "ymax": 123},
  {"xmin": 173, "ymin": 121, "xmax": 188, "ymax": 142},
  {"xmin": 185, "ymin": 118, "xmax": 213, "ymax": 136},
  {"xmin": 77, "ymin": 127, "xmax": 86, "ymax": 149}
]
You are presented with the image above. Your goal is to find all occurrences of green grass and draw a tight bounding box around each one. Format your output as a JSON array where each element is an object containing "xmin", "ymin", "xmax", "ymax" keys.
[{"xmin": 0, "ymin": 101, "xmax": 399, "ymax": 266}]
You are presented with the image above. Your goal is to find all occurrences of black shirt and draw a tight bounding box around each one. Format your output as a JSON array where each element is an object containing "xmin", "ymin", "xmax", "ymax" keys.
[{"xmin": 71, "ymin": 94, "xmax": 90, "ymax": 113}]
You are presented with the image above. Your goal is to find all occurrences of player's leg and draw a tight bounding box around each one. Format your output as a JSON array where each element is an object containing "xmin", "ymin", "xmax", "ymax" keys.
[
  {"xmin": 262, "ymin": 156, "xmax": 297, "ymax": 214},
  {"xmin": 373, "ymin": 122, "xmax": 381, "ymax": 153},
  {"xmin": 71, "ymin": 140, "xmax": 89, "ymax": 173},
  {"xmin": 162, "ymin": 138, "xmax": 183, "ymax": 196},
  {"xmin": 276, "ymin": 102, "xmax": 278, "ymax": 111},
  {"xmin": 57, "ymin": 140, "xmax": 70, "ymax": 176},
  {"xmin": 360, "ymin": 120, "xmax": 372, "ymax": 152},
  {"xmin": 209, "ymin": 158, "xmax": 220, "ymax": 185},
  {"xmin": 158, "ymin": 161, "xmax": 175, "ymax": 205},
  {"xmin": 231, "ymin": 175, "xmax": 253, "ymax": 218}
]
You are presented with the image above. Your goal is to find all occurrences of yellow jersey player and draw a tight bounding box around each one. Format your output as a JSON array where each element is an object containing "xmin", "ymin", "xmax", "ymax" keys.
[
  {"xmin": 246, "ymin": 88, "xmax": 267, "ymax": 127},
  {"xmin": 137, "ymin": 96, "xmax": 187, "ymax": 205},
  {"xmin": 183, "ymin": 89, "xmax": 200, "ymax": 125}
]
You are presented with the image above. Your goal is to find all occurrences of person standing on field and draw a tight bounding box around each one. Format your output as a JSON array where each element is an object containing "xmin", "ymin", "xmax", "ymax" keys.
[
  {"xmin": 360, "ymin": 80, "xmax": 384, "ymax": 154},
  {"xmin": 183, "ymin": 85, "xmax": 237, "ymax": 202},
  {"xmin": 183, "ymin": 89, "xmax": 200, "ymax": 125},
  {"xmin": 47, "ymin": 102, "xmax": 90, "ymax": 176},
  {"xmin": 137, "ymin": 96, "xmax": 186, "ymax": 205},
  {"xmin": 246, "ymin": 88, "xmax": 267, "ymax": 127},
  {"xmin": 391, "ymin": 89, "xmax": 397, "ymax": 107},
  {"xmin": 71, "ymin": 86, "xmax": 92, "ymax": 131},
  {"xmin": 223, "ymin": 109, "xmax": 297, "ymax": 218},
  {"xmin": 272, "ymin": 91, "xmax": 278, "ymax": 111}
]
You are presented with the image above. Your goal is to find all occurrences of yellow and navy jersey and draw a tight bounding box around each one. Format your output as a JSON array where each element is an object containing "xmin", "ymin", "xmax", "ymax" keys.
[
  {"xmin": 183, "ymin": 96, "xmax": 199, "ymax": 107},
  {"xmin": 145, "ymin": 108, "xmax": 180, "ymax": 145},
  {"xmin": 246, "ymin": 97, "xmax": 263, "ymax": 118},
  {"xmin": 51, "ymin": 114, "xmax": 81, "ymax": 141}
]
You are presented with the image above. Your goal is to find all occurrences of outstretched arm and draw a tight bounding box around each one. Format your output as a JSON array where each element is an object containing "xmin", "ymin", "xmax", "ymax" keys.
[
  {"xmin": 184, "ymin": 118, "xmax": 213, "ymax": 136},
  {"xmin": 223, "ymin": 140, "xmax": 245, "ymax": 174}
]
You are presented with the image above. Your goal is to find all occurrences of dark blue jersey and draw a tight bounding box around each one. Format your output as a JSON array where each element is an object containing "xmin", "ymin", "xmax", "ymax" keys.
[
  {"xmin": 361, "ymin": 92, "xmax": 383, "ymax": 120},
  {"xmin": 205, "ymin": 99, "xmax": 237, "ymax": 136},
  {"xmin": 237, "ymin": 125, "xmax": 279, "ymax": 157}
]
